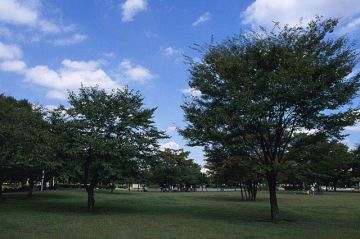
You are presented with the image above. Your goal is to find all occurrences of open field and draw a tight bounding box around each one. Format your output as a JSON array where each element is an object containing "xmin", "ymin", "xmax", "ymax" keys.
[{"xmin": 0, "ymin": 190, "xmax": 359, "ymax": 239}]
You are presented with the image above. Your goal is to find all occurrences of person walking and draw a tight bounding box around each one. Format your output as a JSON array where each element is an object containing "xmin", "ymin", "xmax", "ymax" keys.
[{"xmin": 311, "ymin": 185, "xmax": 315, "ymax": 196}]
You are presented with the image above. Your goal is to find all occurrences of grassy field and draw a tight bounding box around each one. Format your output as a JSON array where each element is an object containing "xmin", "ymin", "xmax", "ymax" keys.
[{"xmin": 0, "ymin": 190, "xmax": 359, "ymax": 239}]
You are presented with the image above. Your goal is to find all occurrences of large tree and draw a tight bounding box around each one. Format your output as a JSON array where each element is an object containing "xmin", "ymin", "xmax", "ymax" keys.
[
  {"xmin": 0, "ymin": 95, "xmax": 26, "ymax": 196},
  {"xmin": 0, "ymin": 95, "xmax": 54, "ymax": 197},
  {"xmin": 51, "ymin": 86, "xmax": 165, "ymax": 211},
  {"xmin": 180, "ymin": 18, "xmax": 360, "ymax": 222}
]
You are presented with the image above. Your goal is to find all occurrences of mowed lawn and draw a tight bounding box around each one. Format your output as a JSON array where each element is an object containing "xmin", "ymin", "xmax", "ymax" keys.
[{"xmin": 0, "ymin": 190, "xmax": 359, "ymax": 239}]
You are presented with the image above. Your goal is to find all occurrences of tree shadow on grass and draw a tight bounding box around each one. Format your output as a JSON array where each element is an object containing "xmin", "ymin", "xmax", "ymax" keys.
[
  {"xmin": 2, "ymin": 191, "xmax": 349, "ymax": 230},
  {"xmin": 186, "ymin": 193, "xmax": 269, "ymax": 203}
]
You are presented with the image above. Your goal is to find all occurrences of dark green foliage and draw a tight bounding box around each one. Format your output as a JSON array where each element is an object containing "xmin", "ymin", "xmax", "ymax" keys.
[
  {"xmin": 204, "ymin": 145, "xmax": 262, "ymax": 200},
  {"xmin": 181, "ymin": 17, "xmax": 360, "ymax": 222},
  {"xmin": 151, "ymin": 148, "xmax": 202, "ymax": 191},
  {"xmin": 286, "ymin": 133, "xmax": 354, "ymax": 191},
  {"xmin": 0, "ymin": 94, "xmax": 55, "ymax": 196},
  {"xmin": 50, "ymin": 86, "xmax": 165, "ymax": 211},
  {"xmin": 351, "ymin": 145, "xmax": 360, "ymax": 187}
]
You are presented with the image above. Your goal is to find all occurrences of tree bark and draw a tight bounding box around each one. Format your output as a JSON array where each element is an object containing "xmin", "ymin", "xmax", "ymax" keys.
[
  {"xmin": 239, "ymin": 183, "xmax": 244, "ymax": 200},
  {"xmin": 28, "ymin": 178, "xmax": 34, "ymax": 197},
  {"xmin": 0, "ymin": 178, "xmax": 3, "ymax": 197},
  {"xmin": 267, "ymin": 171, "xmax": 279, "ymax": 223},
  {"xmin": 86, "ymin": 187, "xmax": 95, "ymax": 212}
]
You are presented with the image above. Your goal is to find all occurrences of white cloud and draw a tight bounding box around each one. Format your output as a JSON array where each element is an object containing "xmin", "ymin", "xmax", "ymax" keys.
[
  {"xmin": 166, "ymin": 126, "xmax": 177, "ymax": 133},
  {"xmin": 24, "ymin": 60, "xmax": 120, "ymax": 99},
  {"xmin": 295, "ymin": 127, "xmax": 318, "ymax": 135},
  {"xmin": 46, "ymin": 90, "xmax": 67, "ymax": 100},
  {"xmin": 103, "ymin": 52, "xmax": 115, "ymax": 58},
  {"xmin": 0, "ymin": 41, "xmax": 22, "ymax": 59},
  {"xmin": 116, "ymin": 59, "xmax": 155, "ymax": 83},
  {"xmin": 44, "ymin": 104, "xmax": 58, "ymax": 111},
  {"xmin": 0, "ymin": 0, "xmax": 38, "ymax": 26},
  {"xmin": 121, "ymin": 0, "xmax": 148, "ymax": 22},
  {"xmin": 53, "ymin": 34, "xmax": 87, "ymax": 46},
  {"xmin": 0, "ymin": 44, "xmax": 153, "ymax": 99},
  {"xmin": 0, "ymin": 1, "xmax": 86, "ymax": 46},
  {"xmin": 0, "ymin": 60, "xmax": 26, "ymax": 73},
  {"xmin": 180, "ymin": 87, "xmax": 201, "ymax": 97},
  {"xmin": 192, "ymin": 12, "xmax": 211, "ymax": 26},
  {"xmin": 144, "ymin": 30, "xmax": 158, "ymax": 39},
  {"xmin": 242, "ymin": 0, "xmax": 360, "ymax": 32},
  {"xmin": 61, "ymin": 59, "xmax": 101, "ymax": 71},
  {"xmin": 345, "ymin": 123, "xmax": 360, "ymax": 132},
  {"xmin": 340, "ymin": 17, "xmax": 360, "ymax": 33},
  {"xmin": 161, "ymin": 47, "xmax": 182, "ymax": 58},
  {"xmin": 0, "ymin": 0, "xmax": 74, "ymax": 34},
  {"xmin": 0, "ymin": 55, "xmax": 122, "ymax": 100},
  {"xmin": 160, "ymin": 141, "xmax": 180, "ymax": 151}
]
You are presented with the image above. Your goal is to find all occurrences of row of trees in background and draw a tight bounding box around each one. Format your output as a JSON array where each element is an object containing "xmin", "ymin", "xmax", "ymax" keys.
[
  {"xmin": 0, "ymin": 88, "xmax": 204, "ymax": 211},
  {"xmin": 0, "ymin": 95, "xmax": 58, "ymax": 197}
]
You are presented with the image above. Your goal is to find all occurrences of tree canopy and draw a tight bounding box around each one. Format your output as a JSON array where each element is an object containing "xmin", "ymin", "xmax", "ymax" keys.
[
  {"xmin": 50, "ymin": 86, "xmax": 166, "ymax": 211},
  {"xmin": 181, "ymin": 17, "xmax": 360, "ymax": 222}
]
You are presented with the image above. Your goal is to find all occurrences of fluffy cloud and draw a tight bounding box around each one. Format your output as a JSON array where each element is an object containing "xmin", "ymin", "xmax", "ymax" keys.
[
  {"xmin": 180, "ymin": 88, "xmax": 201, "ymax": 97},
  {"xmin": 160, "ymin": 141, "xmax": 180, "ymax": 151},
  {"xmin": 0, "ymin": 60, "xmax": 26, "ymax": 73},
  {"xmin": 340, "ymin": 17, "xmax": 360, "ymax": 33},
  {"xmin": 242, "ymin": 0, "xmax": 360, "ymax": 32},
  {"xmin": 192, "ymin": 12, "xmax": 211, "ymax": 26},
  {"xmin": 166, "ymin": 126, "xmax": 177, "ymax": 133},
  {"xmin": 345, "ymin": 123, "xmax": 360, "ymax": 132},
  {"xmin": 121, "ymin": 0, "xmax": 148, "ymax": 22},
  {"xmin": 0, "ymin": 55, "xmax": 156, "ymax": 99},
  {"xmin": 0, "ymin": 1, "xmax": 86, "ymax": 46},
  {"xmin": 53, "ymin": 34, "xmax": 88, "ymax": 46},
  {"xmin": 0, "ymin": 0, "xmax": 73, "ymax": 34},
  {"xmin": 161, "ymin": 46, "xmax": 182, "ymax": 58},
  {"xmin": 0, "ymin": 0, "xmax": 38, "ymax": 26},
  {"xmin": 295, "ymin": 127, "xmax": 318, "ymax": 135},
  {"xmin": 24, "ymin": 59, "xmax": 120, "ymax": 99},
  {"xmin": 0, "ymin": 45, "xmax": 154, "ymax": 100},
  {"xmin": 46, "ymin": 90, "xmax": 66, "ymax": 100},
  {"xmin": 0, "ymin": 41, "xmax": 22, "ymax": 59},
  {"xmin": 115, "ymin": 59, "xmax": 155, "ymax": 83},
  {"xmin": 0, "ymin": 56, "xmax": 121, "ymax": 100}
]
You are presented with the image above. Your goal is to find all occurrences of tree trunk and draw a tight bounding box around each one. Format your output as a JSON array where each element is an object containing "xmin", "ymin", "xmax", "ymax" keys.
[
  {"xmin": 244, "ymin": 185, "xmax": 248, "ymax": 200},
  {"xmin": 267, "ymin": 171, "xmax": 279, "ymax": 223},
  {"xmin": 250, "ymin": 181, "xmax": 258, "ymax": 201},
  {"xmin": 239, "ymin": 183, "xmax": 244, "ymax": 200},
  {"xmin": 28, "ymin": 178, "xmax": 34, "ymax": 197},
  {"xmin": 86, "ymin": 187, "xmax": 95, "ymax": 212},
  {"xmin": 0, "ymin": 178, "xmax": 3, "ymax": 198}
]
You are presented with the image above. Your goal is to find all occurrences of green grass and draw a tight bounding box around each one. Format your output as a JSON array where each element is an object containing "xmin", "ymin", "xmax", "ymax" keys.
[{"xmin": 0, "ymin": 190, "xmax": 359, "ymax": 239}]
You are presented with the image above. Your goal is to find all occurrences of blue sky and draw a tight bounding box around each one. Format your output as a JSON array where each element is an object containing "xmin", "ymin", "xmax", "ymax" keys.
[{"xmin": 0, "ymin": 0, "xmax": 360, "ymax": 165}]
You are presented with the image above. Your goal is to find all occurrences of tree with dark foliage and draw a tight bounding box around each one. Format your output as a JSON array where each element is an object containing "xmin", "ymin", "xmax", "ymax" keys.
[
  {"xmin": 51, "ymin": 86, "xmax": 165, "ymax": 211},
  {"xmin": 181, "ymin": 18, "xmax": 360, "ymax": 222}
]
